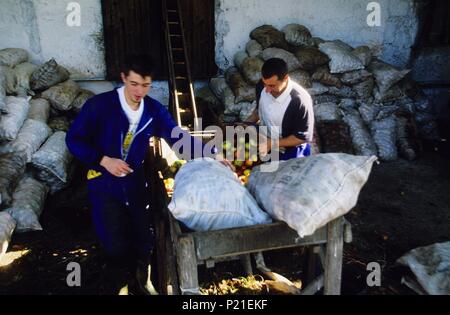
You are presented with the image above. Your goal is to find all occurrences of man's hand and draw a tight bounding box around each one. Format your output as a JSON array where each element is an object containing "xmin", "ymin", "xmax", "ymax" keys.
[
  {"xmin": 258, "ymin": 136, "xmax": 272, "ymax": 157},
  {"xmin": 100, "ymin": 156, "xmax": 134, "ymax": 177}
]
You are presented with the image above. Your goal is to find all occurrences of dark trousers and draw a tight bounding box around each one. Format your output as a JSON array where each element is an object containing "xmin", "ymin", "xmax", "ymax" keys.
[{"xmin": 88, "ymin": 173, "xmax": 155, "ymax": 273}]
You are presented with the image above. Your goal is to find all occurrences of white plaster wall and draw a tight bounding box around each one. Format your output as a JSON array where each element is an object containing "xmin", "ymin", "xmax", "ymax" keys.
[
  {"xmin": 0, "ymin": 0, "xmax": 105, "ymax": 79},
  {"xmin": 215, "ymin": 0, "xmax": 419, "ymax": 70},
  {"xmin": 1, "ymin": 0, "xmax": 420, "ymax": 79}
]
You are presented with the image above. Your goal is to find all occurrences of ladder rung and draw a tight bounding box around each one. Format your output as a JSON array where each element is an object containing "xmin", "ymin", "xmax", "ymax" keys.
[{"xmin": 165, "ymin": 0, "xmax": 197, "ymax": 132}]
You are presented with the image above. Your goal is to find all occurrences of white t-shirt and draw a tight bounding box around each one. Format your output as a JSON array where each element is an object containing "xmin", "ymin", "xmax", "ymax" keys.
[
  {"xmin": 118, "ymin": 87, "xmax": 144, "ymax": 159},
  {"xmin": 258, "ymin": 78, "xmax": 294, "ymax": 139},
  {"xmin": 258, "ymin": 77, "xmax": 314, "ymax": 145}
]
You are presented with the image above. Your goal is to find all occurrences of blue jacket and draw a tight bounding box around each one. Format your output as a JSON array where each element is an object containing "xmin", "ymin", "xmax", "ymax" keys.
[{"xmin": 66, "ymin": 89, "xmax": 208, "ymax": 183}]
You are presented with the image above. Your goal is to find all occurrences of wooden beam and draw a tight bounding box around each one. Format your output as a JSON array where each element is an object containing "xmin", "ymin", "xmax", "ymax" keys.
[
  {"xmin": 324, "ymin": 218, "xmax": 344, "ymax": 295},
  {"xmin": 191, "ymin": 222, "xmax": 327, "ymax": 260},
  {"xmin": 300, "ymin": 275, "xmax": 324, "ymax": 295},
  {"xmin": 175, "ymin": 235, "xmax": 200, "ymax": 295}
]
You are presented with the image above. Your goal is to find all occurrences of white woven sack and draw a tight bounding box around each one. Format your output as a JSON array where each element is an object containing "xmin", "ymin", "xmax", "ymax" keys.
[
  {"xmin": 248, "ymin": 153, "xmax": 377, "ymax": 237},
  {"xmin": 168, "ymin": 158, "xmax": 272, "ymax": 231}
]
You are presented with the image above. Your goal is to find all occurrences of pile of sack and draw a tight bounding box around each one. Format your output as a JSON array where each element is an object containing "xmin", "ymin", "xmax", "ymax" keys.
[
  {"xmin": 168, "ymin": 154, "xmax": 377, "ymax": 238},
  {"xmin": 0, "ymin": 48, "xmax": 94, "ymax": 259},
  {"xmin": 196, "ymin": 24, "xmax": 437, "ymax": 162}
]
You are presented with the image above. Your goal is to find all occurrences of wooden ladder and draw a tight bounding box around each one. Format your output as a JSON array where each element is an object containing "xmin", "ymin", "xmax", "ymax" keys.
[{"xmin": 162, "ymin": 0, "xmax": 199, "ymax": 132}]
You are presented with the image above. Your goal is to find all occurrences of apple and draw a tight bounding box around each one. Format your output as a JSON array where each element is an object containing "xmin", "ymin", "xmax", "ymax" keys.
[
  {"xmin": 164, "ymin": 178, "xmax": 175, "ymax": 191},
  {"xmin": 243, "ymin": 169, "xmax": 251, "ymax": 177},
  {"xmin": 222, "ymin": 141, "xmax": 231, "ymax": 150},
  {"xmin": 233, "ymin": 160, "xmax": 243, "ymax": 168},
  {"xmin": 245, "ymin": 160, "xmax": 253, "ymax": 167},
  {"xmin": 238, "ymin": 175, "xmax": 248, "ymax": 185}
]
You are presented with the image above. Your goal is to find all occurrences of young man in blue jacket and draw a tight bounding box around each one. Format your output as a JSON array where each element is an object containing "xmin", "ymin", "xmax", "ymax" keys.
[{"xmin": 66, "ymin": 54, "xmax": 220, "ymax": 294}]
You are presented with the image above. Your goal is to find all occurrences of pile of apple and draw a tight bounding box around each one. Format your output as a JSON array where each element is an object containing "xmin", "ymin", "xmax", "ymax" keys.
[
  {"xmin": 221, "ymin": 136, "xmax": 260, "ymax": 185},
  {"xmin": 162, "ymin": 160, "xmax": 186, "ymax": 194},
  {"xmin": 162, "ymin": 136, "xmax": 261, "ymax": 194}
]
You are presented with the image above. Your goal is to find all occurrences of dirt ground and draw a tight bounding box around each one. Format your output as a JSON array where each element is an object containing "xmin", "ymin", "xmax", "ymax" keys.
[{"xmin": 1, "ymin": 144, "xmax": 449, "ymax": 295}]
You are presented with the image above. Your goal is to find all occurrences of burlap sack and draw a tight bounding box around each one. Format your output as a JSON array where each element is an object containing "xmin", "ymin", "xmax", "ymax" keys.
[{"xmin": 250, "ymin": 25, "xmax": 290, "ymax": 51}]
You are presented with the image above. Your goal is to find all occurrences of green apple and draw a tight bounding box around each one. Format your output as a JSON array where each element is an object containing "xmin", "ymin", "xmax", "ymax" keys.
[
  {"xmin": 233, "ymin": 160, "xmax": 243, "ymax": 168},
  {"xmin": 222, "ymin": 141, "xmax": 231, "ymax": 150}
]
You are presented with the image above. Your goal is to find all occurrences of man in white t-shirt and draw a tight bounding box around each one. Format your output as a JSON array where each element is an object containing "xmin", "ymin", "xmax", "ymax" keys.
[{"xmin": 244, "ymin": 58, "xmax": 314, "ymax": 160}]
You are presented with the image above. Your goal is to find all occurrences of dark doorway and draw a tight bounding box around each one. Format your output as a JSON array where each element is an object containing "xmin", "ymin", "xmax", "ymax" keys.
[
  {"xmin": 101, "ymin": 0, "xmax": 217, "ymax": 81},
  {"xmin": 414, "ymin": 0, "xmax": 450, "ymax": 47}
]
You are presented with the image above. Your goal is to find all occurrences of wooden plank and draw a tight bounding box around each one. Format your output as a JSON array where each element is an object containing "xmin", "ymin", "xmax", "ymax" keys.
[
  {"xmin": 300, "ymin": 275, "xmax": 324, "ymax": 295},
  {"xmin": 179, "ymin": 0, "xmax": 217, "ymax": 78},
  {"xmin": 146, "ymin": 147, "xmax": 170, "ymax": 294},
  {"xmin": 176, "ymin": 235, "xmax": 200, "ymax": 295},
  {"xmin": 101, "ymin": 0, "xmax": 168, "ymax": 80},
  {"xmin": 102, "ymin": 0, "xmax": 216, "ymax": 80},
  {"xmin": 191, "ymin": 222, "xmax": 327, "ymax": 260},
  {"xmin": 324, "ymin": 218, "xmax": 344, "ymax": 295},
  {"xmin": 165, "ymin": 225, "xmax": 180, "ymax": 295},
  {"xmin": 305, "ymin": 246, "xmax": 318, "ymax": 284},
  {"xmin": 239, "ymin": 254, "xmax": 253, "ymax": 275}
]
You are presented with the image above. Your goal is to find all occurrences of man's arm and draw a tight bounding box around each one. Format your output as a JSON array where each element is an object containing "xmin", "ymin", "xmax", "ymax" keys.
[
  {"xmin": 259, "ymin": 135, "xmax": 305, "ymax": 156},
  {"xmin": 154, "ymin": 104, "xmax": 215, "ymax": 160},
  {"xmin": 242, "ymin": 107, "xmax": 259, "ymax": 124},
  {"xmin": 66, "ymin": 100, "xmax": 103, "ymax": 166},
  {"xmin": 279, "ymin": 135, "xmax": 306, "ymax": 148},
  {"xmin": 66, "ymin": 99, "xmax": 134, "ymax": 177}
]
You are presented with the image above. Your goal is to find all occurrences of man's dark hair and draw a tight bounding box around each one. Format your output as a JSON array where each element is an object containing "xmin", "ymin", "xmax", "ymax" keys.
[
  {"xmin": 261, "ymin": 58, "xmax": 288, "ymax": 80},
  {"xmin": 122, "ymin": 54, "xmax": 155, "ymax": 78}
]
